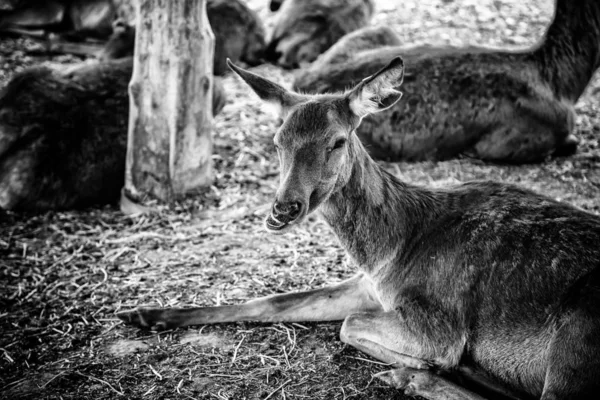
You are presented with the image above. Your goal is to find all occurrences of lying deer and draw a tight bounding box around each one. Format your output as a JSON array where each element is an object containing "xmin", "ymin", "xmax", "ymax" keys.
[
  {"xmin": 266, "ymin": 0, "xmax": 374, "ymax": 69},
  {"xmin": 119, "ymin": 58, "xmax": 600, "ymax": 400},
  {"xmin": 293, "ymin": 0, "xmax": 600, "ymax": 164},
  {"xmin": 0, "ymin": 0, "xmax": 115, "ymax": 39},
  {"xmin": 299, "ymin": 25, "xmax": 402, "ymax": 69},
  {"xmin": 96, "ymin": 19, "xmax": 135, "ymax": 61},
  {"xmin": 0, "ymin": 0, "xmax": 117, "ymax": 56},
  {"xmin": 0, "ymin": 58, "xmax": 226, "ymax": 211},
  {"xmin": 97, "ymin": 0, "xmax": 267, "ymax": 75}
]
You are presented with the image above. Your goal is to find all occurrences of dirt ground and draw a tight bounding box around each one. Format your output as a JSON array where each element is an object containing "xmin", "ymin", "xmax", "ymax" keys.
[{"xmin": 1, "ymin": 0, "xmax": 599, "ymax": 399}]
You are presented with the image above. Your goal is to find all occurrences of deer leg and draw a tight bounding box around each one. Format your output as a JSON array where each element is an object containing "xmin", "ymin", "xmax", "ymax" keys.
[
  {"xmin": 117, "ymin": 272, "xmax": 383, "ymax": 330},
  {"xmin": 340, "ymin": 311, "xmax": 431, "ymax": 369},
  {"xmin": 375, "ymin": 368, "xmax": 488, "ymax": 400},
  {"xmin": 39, "ymin": 35, "xmax": 105, "ymax": 57},
  {"xmin": 339, "ymin": 311, "xmax": 501, "ymax": 399},
  {"xmin": 339, "ymin": 309, "xmax": 466, "ymax": 369},
  {"xmin": 540, "ymin": 269, "xmax": 600, "ymax": 400},
  {"xmin": 471, "ymin": 105, "xmax": 574, "ymax": 164}
]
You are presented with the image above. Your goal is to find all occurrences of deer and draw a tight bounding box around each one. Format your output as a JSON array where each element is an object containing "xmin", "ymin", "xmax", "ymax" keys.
[
  {"xmin": 0, "ymin": 58, "xmax": 226, "ymax": 211},
  {"xmin": 265, "ymin": 0, "xmax": 374, "ymax": 69},
  {"xmin": 300, "ymin": 25, "xmax": 402, "ymax": 69},
  {"xmin": 0, "ymin": 0, "xmax": 115, "ymax": 40},
  {"xmin": 96, "ymin": 0, "xmax": 267, "ymax": 75},
  {"xmin": 118, "ymin": 57, "xmax": 600, "ymax": 400},
  {"xmin": 0, "ymin": 0, "xmax": 118, "ymax": 56},
  {"xmin": 96, "ymin": 18, "xmax": 135, "ymax": 61},
  {"xmin": 1, "ymin": 0, "xmax": 266, "ymax": 73},
  {"xmin": 293, "ymin": 0, "xmax": 600, "ymax": 164}
]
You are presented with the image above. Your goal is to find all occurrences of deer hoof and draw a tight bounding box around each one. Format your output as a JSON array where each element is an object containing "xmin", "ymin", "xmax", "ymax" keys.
[
  {"xmin": 117, "ymin": 308, "xmax": 172, "ymax": 331},
  {"xmin": 374, "ymin": 367, "xmax": 425, "ymax": 391}
]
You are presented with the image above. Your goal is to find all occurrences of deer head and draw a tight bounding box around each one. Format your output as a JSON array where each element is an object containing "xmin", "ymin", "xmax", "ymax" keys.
[
  {"xmin": 228, "ymin": 57, "xmax": 404, "ymax": 233},
  {"xmin": 265, "ymin": 0, "xmax": 374, "ymax": 69}
]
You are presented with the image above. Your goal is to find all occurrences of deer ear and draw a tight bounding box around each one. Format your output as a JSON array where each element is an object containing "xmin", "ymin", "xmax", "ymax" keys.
[
  {"xmin": 346, "ymin": 56, "xmax": 404, "ymax": 118},
  {"xmin": 227, "ymin": 59, "xmax": 304, "ymax": 118}
]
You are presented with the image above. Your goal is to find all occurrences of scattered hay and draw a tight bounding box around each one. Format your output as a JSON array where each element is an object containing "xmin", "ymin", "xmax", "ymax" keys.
[
  {"xmin": 106, "ymin": 339, "xmax": 150, "ymax": 357},
  {"xmin": 179, "ymin": 331, "xmax": 234, "ymax": 350}
]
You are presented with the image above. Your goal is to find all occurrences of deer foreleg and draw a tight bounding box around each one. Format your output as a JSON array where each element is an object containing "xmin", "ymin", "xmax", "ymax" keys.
[
  {"xmin": 118, "ymin": 272, "xmax": 382, "ymax": 330},
  {"xmin": 340, "ymin": 305, "xmax": 467, "ymax": 368},
  {"xmin": 339, "ymin": 309, "xmax": 482, "ymax": 398}
]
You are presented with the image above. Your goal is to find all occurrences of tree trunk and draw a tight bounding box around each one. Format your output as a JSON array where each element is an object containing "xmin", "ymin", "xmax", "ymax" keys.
[{"xmin": 125, "ymin": 0, "xmax": 214, "ymax": 202}]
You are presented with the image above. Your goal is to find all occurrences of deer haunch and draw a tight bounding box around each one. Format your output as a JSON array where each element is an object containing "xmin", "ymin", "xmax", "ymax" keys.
[
  {"xmin": 0, "ymin": 58, "xmax": 226, "ymax": 211},
  {"xmin": 293, "ymin": 0, "xmax": 598, "ymax": 164}
]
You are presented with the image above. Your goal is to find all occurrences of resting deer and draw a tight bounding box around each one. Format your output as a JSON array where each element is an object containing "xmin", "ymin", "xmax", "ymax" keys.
[
  {"xmin": 299, "ymin": 25, "xmax": 402, "ymax": 69},
  {"xmin": 0, "ymin": 0, "xmax": 117, "ymax": 56},
  {"xmin": 293, "ymin": 0, "xmax": 600, "ymax": 164},
  {"xmin": 0, "ymin": 0, "xmax": 115, "ymax": 39},
  {"xmin": 265, "ymin": 0, "xmax": 374, "ymax": 69},
  {"xmin": 0, "ymin": 58, "xmax": 226, "ymax": 211},
  {"xmin": 96, "ymin": 0, "xmax": 267, "ymax": 75},
  {"xmin": 119, "ymin": 58, "xmax": 600, "ymax": 399}
]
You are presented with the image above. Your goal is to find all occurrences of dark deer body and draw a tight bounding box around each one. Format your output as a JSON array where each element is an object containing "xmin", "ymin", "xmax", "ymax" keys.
[
  {"xmin": 294, "ymin": 0, "xmax": 600, "ymax": 163},
  {"xmin": 0, "ymin": 0, "xmax": 137, "ymax": 57},
  {"xmin": 99, "ymin": 0, "xmax": 266, "ymax": 75},
  {"xmin": 207, "ymin": 0, "xmax": 266, "ymax": 74},
  {"xmin": 0, "ymin": 58, "xmax": 226, "ymax": 211},
  {"xmin": 0, "ymin": 0, "xmax": 115, "ymax": 39},
  {"xmin": 119, "ymin": 58, "xmax": 600, "ymax": 399},
  {"xmin": 266, "ymin": 0, "xmax": 374, "ymax": 69}
]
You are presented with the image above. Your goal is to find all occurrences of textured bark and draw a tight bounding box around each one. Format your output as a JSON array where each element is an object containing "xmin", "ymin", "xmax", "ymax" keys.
[{"xmin": 125, "ymin": 0, "xmax": 215, "ymax": 201}]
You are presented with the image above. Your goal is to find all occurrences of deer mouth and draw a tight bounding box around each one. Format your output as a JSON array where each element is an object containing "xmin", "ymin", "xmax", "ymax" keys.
[{"xmin": 265, "ymin": 212, "xmax": 299, "ymax": 232}]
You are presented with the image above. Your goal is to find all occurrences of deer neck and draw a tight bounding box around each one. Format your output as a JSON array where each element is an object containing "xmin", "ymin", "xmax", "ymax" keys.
[
  {"xmin": 533, "ymin": 0, "xmax": 600, "ymax": 102},
  {"xmin": 319, "ymin": 136, "xmax": 437, "ymax": 276}
]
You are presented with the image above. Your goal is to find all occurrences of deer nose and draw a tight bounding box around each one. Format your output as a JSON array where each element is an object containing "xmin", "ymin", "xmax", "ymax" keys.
[
  {"xmin": 269, "ymin": 0, "xmax": 283, "ymax": 11},
  {"xmin": 272, "ymin": 200, "xmax": 303, "ymax": 222}
]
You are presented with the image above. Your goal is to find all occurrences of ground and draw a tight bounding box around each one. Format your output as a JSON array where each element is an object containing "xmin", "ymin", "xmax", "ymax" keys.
[{"xmin": 1, "ymin": 0, "xmax": 599, "ymax": 399}]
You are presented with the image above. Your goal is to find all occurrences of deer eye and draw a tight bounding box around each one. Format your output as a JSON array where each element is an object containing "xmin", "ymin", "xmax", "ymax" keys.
[{"xmin": 327, "ymin": 138, "xmax": 346, "ymax": 153}]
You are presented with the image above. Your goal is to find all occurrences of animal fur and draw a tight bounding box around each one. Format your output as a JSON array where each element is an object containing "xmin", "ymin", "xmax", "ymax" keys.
[{"xmin": 294, "ymin": 0, "xmax": 600, "ymax": 164}]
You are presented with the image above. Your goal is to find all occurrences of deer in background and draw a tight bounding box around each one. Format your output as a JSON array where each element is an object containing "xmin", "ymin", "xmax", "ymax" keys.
[
  {"xmin": 0, "ymin": 0, "xmax": 115, "ymax": 39},
  {"xmin": 265, "ymin": 0, "xmax": 374, "ymax": 69},
  {"xmin": 119, "ymin": 58, "xmax": 600, "ymax": 399},
  {"xmin": 294, "ymin": 0, "xmax": 600, "ymax": 164},
  {"xmin": 0, "ymin": 0, "xmax": 120, "ymax": 56},
  {"xmin": 97, "ymin": 0, "xmax": 267, "ymax": 75},
  {"xmin": 1, "ymin": 0, "xmax": 267, "ymax": 72},
  {"xmin": 96, "ymin": 18, "xmax": 134, "ymax": 61},
  {"xmin": 0, "ymin": 58, "xmax": 226, "ymax": 211},
  {"xmin": 299, "ymin": 25, "xmax": 402, "ymax": 69}
]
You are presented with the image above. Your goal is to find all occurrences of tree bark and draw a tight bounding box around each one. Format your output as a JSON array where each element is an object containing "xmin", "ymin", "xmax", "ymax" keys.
[{"xmin": 125, "ymin": 0, "xmax": 214, "ymax": 201}]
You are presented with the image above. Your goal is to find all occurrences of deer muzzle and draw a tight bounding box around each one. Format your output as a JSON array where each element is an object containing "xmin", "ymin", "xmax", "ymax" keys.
[{"xmin": 265, "ymin": 200, "xmax": 305, "ymax": 231}]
